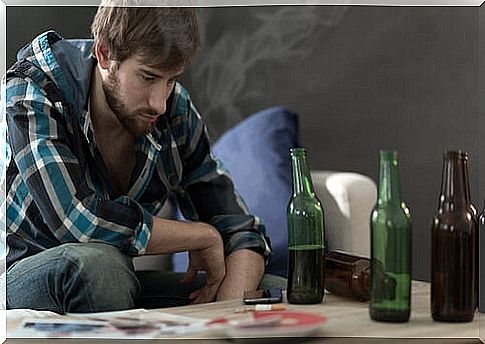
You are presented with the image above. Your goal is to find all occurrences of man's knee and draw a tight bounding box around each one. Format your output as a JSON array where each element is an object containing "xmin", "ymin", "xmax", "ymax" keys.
[
  {"xmin": 8, "ymin": 242, "xmax": 141, "ymax": 313},
  {"xmin": 59, "ymin": 243, "xmax": 141, "ymax": 312},
  {"xmin": 60, "ymin": 242, "xmax": 137, "ymax": 284}
]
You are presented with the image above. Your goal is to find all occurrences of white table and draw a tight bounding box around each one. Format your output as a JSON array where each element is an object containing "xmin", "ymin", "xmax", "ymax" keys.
[{"xmin": 6, "ymin": 281, "xmax": 483, "ymax": 343}]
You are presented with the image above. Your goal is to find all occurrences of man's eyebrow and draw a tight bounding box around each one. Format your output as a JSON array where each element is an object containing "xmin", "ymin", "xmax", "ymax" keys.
[{"xmin": 139, "ymin": 68, "xmax": 183, "ymax": 79}]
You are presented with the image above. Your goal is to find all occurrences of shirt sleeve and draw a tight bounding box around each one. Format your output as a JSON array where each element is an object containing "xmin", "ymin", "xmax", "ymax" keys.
[
  {"xmin": 177, "ymin": 94, "xmax": 272, "ymax": 260},
  {"xmin": 6, "ymin": 76, "xmax": 153, "ymax": 256}
]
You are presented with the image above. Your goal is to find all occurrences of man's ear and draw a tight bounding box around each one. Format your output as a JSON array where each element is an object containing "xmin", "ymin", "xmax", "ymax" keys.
[{"xmin": 95, "ymin": 42, "xmax": 111, "ymax": 70}]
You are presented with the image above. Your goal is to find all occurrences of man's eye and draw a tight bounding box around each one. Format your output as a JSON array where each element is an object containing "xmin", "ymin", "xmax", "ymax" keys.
[
  {"xmin": 168, "ymin": 78, "xmax": 177, "ymax": 85},
  {"xmin": 141, "ymin": 75, "xmax": 156, "ymax": 82}
]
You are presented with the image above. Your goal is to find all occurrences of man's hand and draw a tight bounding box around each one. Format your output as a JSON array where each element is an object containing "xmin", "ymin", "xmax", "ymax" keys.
[
  {"xmin": 180, "ymin": 224, "xmax": 226, "ymax": 304},
  {"xmin": 216, "ymin": 249, "xmax": 265, "ymax": 301},
  {"xmin": 146, "ymin": 217, "xmax": 262, "ymax": 303},
  {"xmin": 147, "ymin": 218, "xmax": 226, "ymax": 303}
]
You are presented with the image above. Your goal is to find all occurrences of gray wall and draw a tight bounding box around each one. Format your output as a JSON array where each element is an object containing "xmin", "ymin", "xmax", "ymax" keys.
[
  {"xmin": 7, "ymin": 6, "xmax": 483, "ymax": 281},
  {"xmin": 7, "ymin": 7, "xmax": 97, "ymax": 61}
]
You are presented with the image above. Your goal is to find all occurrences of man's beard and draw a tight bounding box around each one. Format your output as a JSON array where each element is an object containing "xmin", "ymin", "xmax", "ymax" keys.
[{"xmin": 102, "ymin": 69, "xmax": 156, "ymax": 137}]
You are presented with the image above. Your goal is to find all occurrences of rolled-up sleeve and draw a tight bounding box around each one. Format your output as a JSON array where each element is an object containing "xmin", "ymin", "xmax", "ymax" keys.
[
  {"xmin": 178, "ymin": 95, "xmax": 272, "ymax": 260},
  {"xmin": 6, "ymin": 77, "xmax": 152, "ymax": 255}
]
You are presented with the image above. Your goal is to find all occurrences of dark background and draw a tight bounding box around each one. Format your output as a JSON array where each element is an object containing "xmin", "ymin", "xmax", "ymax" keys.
[{"xmin": 6, "ymin": 6, "xmax": 484, "ymax": 282}]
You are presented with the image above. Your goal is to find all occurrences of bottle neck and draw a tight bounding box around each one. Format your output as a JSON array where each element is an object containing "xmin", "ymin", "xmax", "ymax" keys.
[
  {"xmin": 462, "ymin": 153, "xmax": 472, "ymax": 205},
  {"xmin": 480, "ymin": 200, "xmax": 485, "ymax": 222},
  {"xmin": 377, "ymin": 150, "xmax": 402, "ymax": 206},
  {"xmin": 291, "ymin": 149, "xmax": 314, "ymax": 196},
  {"xmin": 439, "ymin": 151, "xmax": 469, "ymax": 209}
]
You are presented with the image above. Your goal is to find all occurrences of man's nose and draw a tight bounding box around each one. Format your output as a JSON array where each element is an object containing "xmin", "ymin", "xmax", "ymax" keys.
[{"xmin": 148, "ymin": 84, "xmax": 170, "ymax": 115}]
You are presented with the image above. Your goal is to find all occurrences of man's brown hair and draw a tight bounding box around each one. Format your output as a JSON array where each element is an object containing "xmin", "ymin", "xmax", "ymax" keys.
[{"xmin": 91, "ymin": 1, "xmax": 200, "ymax": 71}]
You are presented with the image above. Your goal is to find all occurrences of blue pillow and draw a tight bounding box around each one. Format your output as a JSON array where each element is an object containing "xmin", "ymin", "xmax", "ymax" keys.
[{"xmin": 172, "ymin": 106, "xmax": 299, "ymax": 278}]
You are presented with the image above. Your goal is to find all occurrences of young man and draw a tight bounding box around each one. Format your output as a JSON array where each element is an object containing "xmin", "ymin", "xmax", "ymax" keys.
[{"xmin": 3, "ymin": 2, "xmax": 272, "ymax": 313}]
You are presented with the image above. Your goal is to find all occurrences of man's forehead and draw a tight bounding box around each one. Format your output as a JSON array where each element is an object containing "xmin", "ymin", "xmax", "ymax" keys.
[{"xmin": 134, "ymin": 56, "xmax": 185, "ymax": 76}]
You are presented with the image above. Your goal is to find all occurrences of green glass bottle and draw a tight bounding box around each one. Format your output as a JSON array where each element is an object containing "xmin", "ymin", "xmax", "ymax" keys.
[
  {"xmin": 287, "ymin": 148, "xmax": 325, "ymax": 304},
  {"xmin": 370, "ymin": 150, "xmax": 412, "ymax": 322}
]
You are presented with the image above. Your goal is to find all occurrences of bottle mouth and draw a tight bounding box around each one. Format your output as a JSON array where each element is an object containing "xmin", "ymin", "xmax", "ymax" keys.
[
  {"xmin": 445, "ymin": 150, "xmax": 468, "ymax": 159},
  {"xmin": 379, "ymin": 150, "xmax": 398, "ymax": 160},
  {"xmin": 290, "ymin": 147, "xmax": 306, "ymax": 156}
]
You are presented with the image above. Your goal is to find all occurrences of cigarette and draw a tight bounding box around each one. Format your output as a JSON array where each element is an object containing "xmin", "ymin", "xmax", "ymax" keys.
[{"xmin": 235, "ymin": 303, "xmax": 287, "ymax": 313}]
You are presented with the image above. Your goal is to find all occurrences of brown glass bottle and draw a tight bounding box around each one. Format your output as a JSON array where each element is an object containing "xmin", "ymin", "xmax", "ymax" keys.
[
  {"xmin": 431, "ymin": 151, "xmax": 477, "ymax": 322},
  {"xmin": 461, "ymin": 152, "xmax": 478, "ymax": 217},
  {"xmin": 462, "ymin": 152, "xmax": 479, "ymax": 309},
  {"xmin": 479, "ymin": 201, "xmax": 485, "ymax": 313},
  {"xmin": 325, "ymin": 250, "xmax": 370, "ymax": 301}
]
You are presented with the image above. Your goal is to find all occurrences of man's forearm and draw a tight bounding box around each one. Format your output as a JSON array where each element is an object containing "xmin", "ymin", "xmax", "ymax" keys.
[
  {"xmin": 216, "ymin": 249, "xmax": 265, "ymax": 301},
  {"xmin": 145, "ymin": 217, "xmax": 221, "ymax": 254}
]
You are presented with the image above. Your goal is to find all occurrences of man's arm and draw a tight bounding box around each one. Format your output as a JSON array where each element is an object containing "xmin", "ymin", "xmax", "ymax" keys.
[
  {"xmin": 5, "ymin": 74, "xmax": 152, "ymax": 255},
  {"xmin": 174, "ymin": 87, "xmax": 271, "ymax": 302},
  {"xmin": 146, "ymin": 217, "xmax": 221, "ymax": 254},
  {"xmin": 147, "ymin": 217, "xmax": 226, "ymax": 303},
  {"xmin": 216, "ymin": 248, "xmax": 265, "ymax": 301}
]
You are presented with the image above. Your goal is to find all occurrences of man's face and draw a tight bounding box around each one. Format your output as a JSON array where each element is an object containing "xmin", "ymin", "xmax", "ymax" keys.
[{"xmin": 102, "ymin": 55, "xmax": 184, "ymax": 137}]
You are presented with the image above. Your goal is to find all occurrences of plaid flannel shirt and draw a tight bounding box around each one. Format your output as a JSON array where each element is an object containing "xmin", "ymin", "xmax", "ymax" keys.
[{"xmin": 2, "ymin": 31, "xmax": 271, "ymax": 267}]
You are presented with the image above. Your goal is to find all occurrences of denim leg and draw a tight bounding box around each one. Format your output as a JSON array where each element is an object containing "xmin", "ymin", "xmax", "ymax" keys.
[
  {"xmin": 7, "ymin": 242, "xmax": 141, "ymax": 314},
  {"xmin": 134, "ymin": 271, "xmax": 287, "ymax": 309},
  {"xmin": 135, "ymin": 271, "xmax": 206, "ymax": 309},
  {"xmin": 259, "ymin": 273, "xmax": 288, "ymax": 290}
]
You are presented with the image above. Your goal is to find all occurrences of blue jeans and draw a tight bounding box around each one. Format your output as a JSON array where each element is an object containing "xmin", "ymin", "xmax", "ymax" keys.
[{"xmin": 6, "ymin": 242, "xmax": 287, "ymax": 314}]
